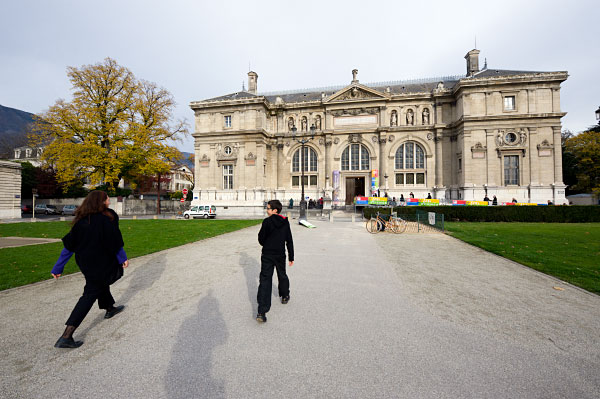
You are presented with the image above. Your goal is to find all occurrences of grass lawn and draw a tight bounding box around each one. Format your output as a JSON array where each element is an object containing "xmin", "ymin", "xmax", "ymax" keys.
[
  {"xmin": 0, "ymin": 219, "xmax": 261, "ymax": 291},
  {"xmin": 445, "ymin": 222, "xmax": 600, "ymax": 294}
]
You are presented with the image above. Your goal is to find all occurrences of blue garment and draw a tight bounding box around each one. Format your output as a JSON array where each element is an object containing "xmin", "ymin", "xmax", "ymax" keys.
[{"xmin": 51, "ymin": 247, "xmax": 127, "ymax": 275}]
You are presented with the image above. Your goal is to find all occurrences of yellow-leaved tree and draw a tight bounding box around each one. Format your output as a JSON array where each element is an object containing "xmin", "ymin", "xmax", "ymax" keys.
[{"xmin": 30, "ymin": 58, "xmax": 187, "ymax": 192}]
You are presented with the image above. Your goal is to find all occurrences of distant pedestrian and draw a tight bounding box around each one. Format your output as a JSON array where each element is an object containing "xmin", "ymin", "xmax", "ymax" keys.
[
  {"xmin": 547, "ymin": 200, "xmax": 553, "ymax": 205},
  {"xmin": 409, "ymin": 192, "xmax": 415, "ymax": 199},
  {"xmin": 400, "ymin": 194, "xmax": 405, "ymax": 202},
  {"xmin": 288, "ymin": 198, "xmax": 294, "ymax": 209},
  {"xmin": 256, "ymin": 200, "xmax": 294, "ymax": 323},
  {"xmin": 427, "ymin": 193, "xmax": 432, "ymax": 199},
  {"xmin": 483, "ymin": 195, "xmax": 490, "ymax": 202},
  {"xmin": 51, "ymin": 191, "xmax": 128, "ymax": 349},
  {"xmin": 492, "ymin": 195, "xmax": 498, "ymax": 206},
  {"xmin": 512, "ymin": 198, "xmax": 518, "ymax": 204}
]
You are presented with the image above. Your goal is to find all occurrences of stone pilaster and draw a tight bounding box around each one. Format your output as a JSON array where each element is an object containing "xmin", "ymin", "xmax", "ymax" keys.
[{"xmin": 552, "ymin": 126, "xmax": 563, "ymax": 184}]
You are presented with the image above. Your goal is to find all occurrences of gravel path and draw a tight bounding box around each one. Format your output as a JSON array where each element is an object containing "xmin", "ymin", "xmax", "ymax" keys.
[{"xmin": 1, "ymin": 221, "xmax": 599, "ymax": 398}]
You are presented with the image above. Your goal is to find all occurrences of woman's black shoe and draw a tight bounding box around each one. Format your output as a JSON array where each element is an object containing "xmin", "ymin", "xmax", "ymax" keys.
[
  {"xmin": 104, "ymin": 305, "xmax": 125, "ymax": 319},
  {"xmin": 54, "ymin": 337, "xmax": 83, "ymax": 348}
]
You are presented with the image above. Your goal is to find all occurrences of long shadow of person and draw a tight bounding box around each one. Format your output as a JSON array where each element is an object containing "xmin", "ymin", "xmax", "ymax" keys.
[
  {"xmin": 241, "ymin": 251, "xmax": 278, "ymax": 317},
  {"xmin": 75, "ymin": 253, "xmax": 167, "ymax": 341},
  {"xmin": 165, "ymin": 290, "xmax": 227, "ymax": 399}
]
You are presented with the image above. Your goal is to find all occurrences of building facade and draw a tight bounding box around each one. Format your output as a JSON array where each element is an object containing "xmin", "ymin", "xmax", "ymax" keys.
[{"xmin": 190, "ymin": 49, "xmax": 568, "ymax": 212}]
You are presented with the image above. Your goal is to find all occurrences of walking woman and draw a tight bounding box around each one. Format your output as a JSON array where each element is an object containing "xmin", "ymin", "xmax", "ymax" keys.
[{"xmin": 51, "ymin": 191, "xmax": 128, "ymax": 348}]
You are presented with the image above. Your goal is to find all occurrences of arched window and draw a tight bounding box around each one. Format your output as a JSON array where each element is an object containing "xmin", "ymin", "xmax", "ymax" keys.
[
  {"xmin": 395, "ymin": 142, "xmax": 426, "ymax": 186},
  {"xmin": 341, "ymin": 144, "xmax": 370, "ymax": 171},
  {"xmin": 291, "ymin": 147, "xmax": 318, "ymax": 187}
]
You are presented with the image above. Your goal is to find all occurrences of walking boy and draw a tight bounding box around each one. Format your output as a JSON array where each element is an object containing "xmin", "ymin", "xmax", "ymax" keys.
[{"xmin": 256, "ymin": 200, "xmax": 294, "ymax": 323}]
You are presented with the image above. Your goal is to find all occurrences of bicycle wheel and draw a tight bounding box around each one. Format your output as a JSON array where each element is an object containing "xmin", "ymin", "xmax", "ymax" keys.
[
  {"xmin": 393, "ymin": 217, "xmax": 408, "ymax": 234},
  {"xmin": 366, "ymin": 218, "xmax": 379, "ymax": 234}
]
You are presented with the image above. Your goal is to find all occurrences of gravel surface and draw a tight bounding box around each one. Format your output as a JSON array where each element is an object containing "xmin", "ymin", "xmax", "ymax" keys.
[{"xmin": 1, "ymin": 221, "xmax": 599, "ymax": 398}]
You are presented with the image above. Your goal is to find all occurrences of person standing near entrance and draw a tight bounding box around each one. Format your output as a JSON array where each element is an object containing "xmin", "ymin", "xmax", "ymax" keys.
[{"xmin": 256, "ymin": 200, "xmax": 294, "ymax": 323}]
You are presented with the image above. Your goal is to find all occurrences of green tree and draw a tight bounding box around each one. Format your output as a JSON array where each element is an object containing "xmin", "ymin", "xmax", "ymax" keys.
[
  {"xmin": 564, "ymin": 127, "xmax": 600, "ymax": 194},
  {"xmin": 30, "ymin": 58, "xmax": 187, "ymax": 193},
  {"xmin": 20, "ymin": 162, "xmax": 37, "ymax": 199}
]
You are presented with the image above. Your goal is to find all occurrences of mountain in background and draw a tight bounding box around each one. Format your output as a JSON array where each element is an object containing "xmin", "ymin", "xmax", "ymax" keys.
[{"xmin": 0, "ymin": 104, "xmax": 35, "ymax": 159}]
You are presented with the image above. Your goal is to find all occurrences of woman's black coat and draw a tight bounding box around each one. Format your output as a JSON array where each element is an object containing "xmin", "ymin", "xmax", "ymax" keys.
[{"xmin": 62, "ymin": 210, "xmax": 124, "ymax": 284}]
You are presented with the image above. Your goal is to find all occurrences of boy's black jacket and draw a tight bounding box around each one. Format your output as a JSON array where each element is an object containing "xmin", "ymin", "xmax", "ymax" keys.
[{"xmin": 258, "ymin": 214, "xmax": 294, "ymax": 261}]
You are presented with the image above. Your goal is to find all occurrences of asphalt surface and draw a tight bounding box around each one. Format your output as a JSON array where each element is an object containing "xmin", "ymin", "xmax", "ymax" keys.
[{"xmin": 1, "ymin": 221, "xmax": 599, "ymax": 398}]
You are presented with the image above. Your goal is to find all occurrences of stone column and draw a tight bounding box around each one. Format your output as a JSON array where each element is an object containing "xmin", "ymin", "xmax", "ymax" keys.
[
  {"xmin": 378, "ymin": 133, "xmax": 388, "ymax": 190},
  {"xmin": 435, "ymin": 129, "xmax": 443, "ymax": 187},
  {"xmin": 276, "ymin": 142, "xmax": 284, "ymax": 189},
  {"xmin": 552, "ymin": 126, "xmax": 564, "ymax": 183},
  {"xmin": 324, "ymin": 135, "xmax": 332, "ymax": 188}
]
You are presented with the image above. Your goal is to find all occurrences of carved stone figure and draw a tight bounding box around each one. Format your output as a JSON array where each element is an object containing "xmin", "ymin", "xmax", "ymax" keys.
[
  {"xmin": 352, "ymin": 69, "xmax": 358, "ymax": 82},
  {"xmin": 301, "ymin": 116, "xmax": 308, "ymax": 131},
  {"xmin": 390, "ymin": 110, "xmax": 398, "ymax": 127},
  {"xmin": 315, "ymin": 115, "xmax": 322, "ymax": 130},
  {"xmin": 288, "ymin": 117, "xmax": 295, "ymax": 131},
  {"xmin": 520, "ymin": 130, "xmax": 527, "ymax": 145},
  {"xmin": 496, "ymin": 133, "xmax": 504, "ymax": 147},
  {"xmin": 422, "ymin": 108, "xmax": 430, "ymax": 125},
  {"xmin": 406, "ymin": 109, "xmax": 414, "ymax": 125}
]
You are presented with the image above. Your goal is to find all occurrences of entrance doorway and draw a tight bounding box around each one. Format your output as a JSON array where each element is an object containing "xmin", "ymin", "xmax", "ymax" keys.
[{"xmin": 345, "ymin": 177, "xmax": 365, "ymax": 205}]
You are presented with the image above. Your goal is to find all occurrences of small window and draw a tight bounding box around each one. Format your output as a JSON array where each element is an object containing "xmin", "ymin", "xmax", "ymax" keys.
[
  {"xmin": 416, "ymin": 173, "xmax": 425, "ymax": 184},
  {"xmin": 310, "ymin": 175, "xmax": 317, "ymax": 185},
  {"xmin": 505, "ymin": 132, "xmax": 517, "ymax": 144},
  {"xmin": 224, "ymin": 145, "xmax": 232, "ymax": 155},
  {"xmin": 292, "ymin": 176, "xmax": 299, "ymax": 186},
  {"xmin": 224, "ymin": 115, "xmax": 232, "ymax": 128},
  {"xmin": 504, "ymin": 96, "xmax": 515, "ymax": 111},
  {"xmin": 458, "ymin": 158, "xmax": 462, "ymax": 171},
  {"xmin": 406, "ymin": 174, "xmax": 414, "ymax": 185},
  {"xmin": 396, "ymin": 174, "xmax": 404, "ymax": 185}
]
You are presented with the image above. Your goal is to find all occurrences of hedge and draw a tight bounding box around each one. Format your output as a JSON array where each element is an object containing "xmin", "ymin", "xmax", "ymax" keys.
[{"xmin": 361, "ymin": 205, "xmax": 600, "ymax": 223}]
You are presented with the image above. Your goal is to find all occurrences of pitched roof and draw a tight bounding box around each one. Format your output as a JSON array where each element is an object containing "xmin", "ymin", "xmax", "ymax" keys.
[{"xmin": 470, "ymin": 68, "xmax": 546, "ymax": 78}]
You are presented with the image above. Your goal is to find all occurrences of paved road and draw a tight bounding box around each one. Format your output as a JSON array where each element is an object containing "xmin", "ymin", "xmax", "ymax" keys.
[{"xmin": 1, "ymin": 221, "xmax": 599, "ymax": 398}]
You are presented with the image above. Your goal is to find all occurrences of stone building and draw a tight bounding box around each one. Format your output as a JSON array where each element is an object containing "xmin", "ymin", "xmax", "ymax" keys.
[
  {"xmin": 190, "ymin": 49, "xmax": 568, "ymax": 213},
  {"xmin": 0, "ymin": 161, "xmax": 22, "ymax": 219}
]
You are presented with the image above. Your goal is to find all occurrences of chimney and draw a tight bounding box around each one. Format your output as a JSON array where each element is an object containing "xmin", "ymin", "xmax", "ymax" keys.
[
  {"xmin": 465, "ymin": 49, "xmax": 480, "ymax": 77},
  {"xmin": 248, "ymin": 71, "xmax": 258, "ymax": 94}
]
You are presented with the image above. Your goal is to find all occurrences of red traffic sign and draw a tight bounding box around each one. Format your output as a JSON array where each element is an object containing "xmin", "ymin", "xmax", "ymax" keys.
[
  {"xmin": 180, "ymin": 198, "xmax": 185, "ymax": 203},
  {"xmin": 182, "ymin": 189, "xmax": 188, "ymax": 195}
]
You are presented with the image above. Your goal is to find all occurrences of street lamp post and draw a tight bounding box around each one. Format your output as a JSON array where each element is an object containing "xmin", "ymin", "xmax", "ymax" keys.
[{"xmin": 290, "ymin": 124, "xmax": 316, "ymax": 222}]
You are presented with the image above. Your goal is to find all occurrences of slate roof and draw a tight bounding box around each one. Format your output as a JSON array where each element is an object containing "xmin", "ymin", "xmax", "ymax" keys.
[{"xmin": 197, "ymin": 69, "xmax": 550, "ymax": 104}]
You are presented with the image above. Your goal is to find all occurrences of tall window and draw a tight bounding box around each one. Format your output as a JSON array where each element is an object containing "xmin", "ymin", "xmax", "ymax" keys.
[
  {"xmin": 341, "ymin": 144, "xmax": 370, "ymax": 171},
  {"xmin": 395, "ymin": 142, "xmax": 426, "ymax": 186},
  {"xmin": 292, "ymin": 147, "xmax": 318, "ymax": 187},
  {"xmin": 224, "ymin": 115, "xmax": 232, "ymax": 128},
  {"xmin": 292, "ymin": 147, "xmax": 317, "ymax": 172},
  {"xmin": 223, "ymin": 164, "xmax": 233, "ymax": 189},
  {"xmin": 504, "ymin": 155, "xmax": 519, "ymax": 185}
]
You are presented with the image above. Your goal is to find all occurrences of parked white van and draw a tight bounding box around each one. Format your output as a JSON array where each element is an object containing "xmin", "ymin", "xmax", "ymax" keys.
[{"xmin": 183, "ymin": 205, "xmax": 217, "ymax": 219}]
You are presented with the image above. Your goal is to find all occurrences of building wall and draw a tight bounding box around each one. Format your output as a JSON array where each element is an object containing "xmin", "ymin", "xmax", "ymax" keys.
[
  {"xmin": 191, "ymin": 71, "xmax": 568, "ymax": 206},
  {"xmin": 0, "ymin": 161, "xmax": 22, "ymax": 218}
]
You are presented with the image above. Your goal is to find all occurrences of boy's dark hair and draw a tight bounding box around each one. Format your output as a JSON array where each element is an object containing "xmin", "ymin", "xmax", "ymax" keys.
[{"xmin": 268, "ymin": 200, "xmax": 282, "ymax": 214}]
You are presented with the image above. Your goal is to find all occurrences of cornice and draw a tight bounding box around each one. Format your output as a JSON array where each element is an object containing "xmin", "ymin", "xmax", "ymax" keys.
[{"xmin": 453, "ymin": 72, "xmax": 568, "ymax": 95}]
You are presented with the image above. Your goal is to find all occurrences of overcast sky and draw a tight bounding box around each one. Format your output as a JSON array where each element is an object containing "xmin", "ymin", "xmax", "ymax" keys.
[{"xmin": 1, "ymin": 0, "xmax": 598, "ymax": 152}]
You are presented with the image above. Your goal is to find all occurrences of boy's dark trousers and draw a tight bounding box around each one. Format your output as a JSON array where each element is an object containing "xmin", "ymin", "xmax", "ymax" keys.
[{"xmin": 257, "ymin": 254, "xmax": 289, "ymax": 314}]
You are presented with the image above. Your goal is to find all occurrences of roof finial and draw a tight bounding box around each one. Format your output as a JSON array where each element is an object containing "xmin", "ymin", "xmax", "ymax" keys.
[
  {"xmin": 352, "ymin": 69, "xmax": 358, "ymax": 83},
  {"xmin": 242, "ymin": 80, "xmax": 246, "ymax": 91},
  {"xmin": 483, "ymin": 58, "xmax": 487, "ymax": 69},
  {"xmin": 474, "ymin": 35, "xmax": 477, "ymax": 49}
]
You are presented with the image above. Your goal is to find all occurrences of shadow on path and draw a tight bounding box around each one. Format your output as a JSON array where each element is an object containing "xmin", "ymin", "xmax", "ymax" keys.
[
  {"xmin": 75, "ymin": 253, "xmax": 167, "ymax": 341},
  {"xmin": 241, "ymin": 252, "xmax": 259, "ymax": 316},
  {"xmin": 165, "ymin": 290, "xmax": 227, "ymax": 399}
]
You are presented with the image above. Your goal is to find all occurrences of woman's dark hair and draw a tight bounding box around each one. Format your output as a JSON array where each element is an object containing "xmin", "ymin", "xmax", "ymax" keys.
[
  {"xmin": 268, "ymin": 199, "xmax": 282, "ymax": 214},
  {"xmin": 72, "ymin": 190, "xmax": 112, "ymax": 225}
]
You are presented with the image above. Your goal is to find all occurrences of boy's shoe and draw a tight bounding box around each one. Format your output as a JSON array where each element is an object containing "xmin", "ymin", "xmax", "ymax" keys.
[
  {"xmin": 281, "ymin": 295, "xmax": 290, "ymax": 304},
  {"xmin": 54, "ymin": 336, "xmax": 83, "ymax": 349},
  {"xmin": 256, "ymin": 313, "xmax": 267, "ymax": 323}
]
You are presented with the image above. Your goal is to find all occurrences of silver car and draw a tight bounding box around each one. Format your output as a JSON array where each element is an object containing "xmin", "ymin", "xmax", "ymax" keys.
[
  {"xmin": 61, "ymin": 205, "xmax": 78, "ymax": 215},
  {"xmin": 34, "ymin": 204, "xmax": 59, "ymax": 215}
]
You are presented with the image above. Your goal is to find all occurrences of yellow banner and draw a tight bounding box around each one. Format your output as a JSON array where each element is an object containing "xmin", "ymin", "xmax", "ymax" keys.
[
  {"xmin": 467, "ymin": 201, "xmax": 489, "ymax": 206},
  {"xmin": 516, "ymin": 203, "xmax": 538, "ymax": 206}
]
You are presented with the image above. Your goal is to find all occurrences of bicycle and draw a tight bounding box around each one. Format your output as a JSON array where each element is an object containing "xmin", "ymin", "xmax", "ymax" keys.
[{"xmin": 365, "ymin": 212, "xmax": 407, "ymax": 234}]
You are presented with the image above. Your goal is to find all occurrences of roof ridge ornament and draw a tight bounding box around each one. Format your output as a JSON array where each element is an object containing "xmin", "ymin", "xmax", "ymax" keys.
[{"xmin": 352, "ymin": 69, "xmax": 358, "ymax": 83}]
